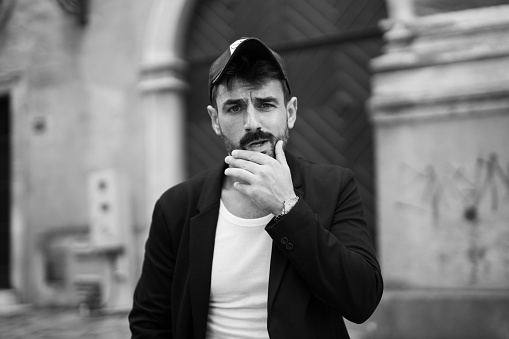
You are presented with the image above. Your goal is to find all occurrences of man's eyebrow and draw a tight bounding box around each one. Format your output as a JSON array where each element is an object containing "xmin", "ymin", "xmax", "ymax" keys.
[
  {"xmin": 254, "ymin": 96, "xmax": 280, "ymax": 104},
  {"xmin": 221, "ymin": 98, "xmax": 246, "ymax": 110}
]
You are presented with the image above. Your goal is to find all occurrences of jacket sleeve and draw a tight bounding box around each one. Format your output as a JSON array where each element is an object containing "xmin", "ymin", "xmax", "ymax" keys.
[
  {"xmin": 129, "ymin": 199, "xmax": 174, "ymax": 338},
  {"xmin": 265, "ymin": 168, "xmax": 383, "ymax": 323}
]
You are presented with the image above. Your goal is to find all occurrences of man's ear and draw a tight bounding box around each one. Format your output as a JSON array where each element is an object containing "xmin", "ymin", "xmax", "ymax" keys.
[
  {"xmin": 207, "ymin": 105, "xmax": 222, "ymax": 136},
  {"xmin": 286, "ymin": 97, "xmax": 298, "ymax": 129}
]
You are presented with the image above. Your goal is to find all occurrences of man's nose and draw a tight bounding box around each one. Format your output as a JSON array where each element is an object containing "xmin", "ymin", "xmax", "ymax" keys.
[{"xmin": 244, "ymin": 105, "xmax": 262, "ymax": 131}]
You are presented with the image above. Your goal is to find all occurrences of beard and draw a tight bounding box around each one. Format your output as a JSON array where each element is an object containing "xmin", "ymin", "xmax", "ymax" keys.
[{"xmin": 219, "ymin": 125, "xmax": 289, "ymax": 158}]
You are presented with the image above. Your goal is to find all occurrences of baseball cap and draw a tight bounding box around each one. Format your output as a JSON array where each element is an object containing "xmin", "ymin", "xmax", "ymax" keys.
[{"xmin": 208, "ymin": 37, "xmax": 291, "ymax": 102}]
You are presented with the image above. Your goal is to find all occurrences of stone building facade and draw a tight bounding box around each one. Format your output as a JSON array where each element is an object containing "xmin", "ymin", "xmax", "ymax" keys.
[
  {"xmin": 0, "ymin": 0, "xmax": 154, "ymax": 310},
  {"xmin": 0, "ymin": 0, "xmax": 508, "ymax": 337},
  {"xmin": 368, "ymin": 0, "xmax": 509, "ymax": 338}
]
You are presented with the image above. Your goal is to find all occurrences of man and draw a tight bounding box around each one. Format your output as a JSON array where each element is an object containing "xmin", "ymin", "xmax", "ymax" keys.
[{"xmin": 129, "ymin": 37, "xmax": 383, "ymax": 339}]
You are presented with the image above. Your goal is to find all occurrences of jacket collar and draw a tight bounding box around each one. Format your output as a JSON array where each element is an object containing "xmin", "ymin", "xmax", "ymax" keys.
[{"xmin": 195, "ymin": 161, "xmax": 227, "ymax": 213}]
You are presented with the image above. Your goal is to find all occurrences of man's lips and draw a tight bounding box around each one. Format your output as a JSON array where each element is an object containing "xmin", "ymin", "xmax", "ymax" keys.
[{"xmin": 246, "ymin": 139, "xmax": 268, "ymax": 148}]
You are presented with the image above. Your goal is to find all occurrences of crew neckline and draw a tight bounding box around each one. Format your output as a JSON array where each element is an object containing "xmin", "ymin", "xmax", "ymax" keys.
[{"xmin": 219, "ymin": 199, "xmax": 273, "ymax": 227}]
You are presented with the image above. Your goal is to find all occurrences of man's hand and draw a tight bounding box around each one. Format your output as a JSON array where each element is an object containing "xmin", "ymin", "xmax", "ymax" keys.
[{"xmin": 224, "ymin": 140, "xmax": 297, "ymax": 215}]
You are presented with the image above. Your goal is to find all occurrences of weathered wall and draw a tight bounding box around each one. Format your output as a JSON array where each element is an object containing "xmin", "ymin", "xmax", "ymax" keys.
[
  {"xmin": 0, "ymin": 0, "xmax": 153, "ymax": 304},
  {"xmin": 366, "ymin": 2, "xmax": 509, "ymax": 338},
  {"xmin": 372, "ymin": 3, "xmax": 509, "ymax": 291}
]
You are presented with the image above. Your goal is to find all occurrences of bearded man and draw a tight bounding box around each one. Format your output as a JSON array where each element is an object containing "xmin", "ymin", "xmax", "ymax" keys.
[{"xmin": 129, "ymin": 37, "xmax": 383, "ymax": 339}]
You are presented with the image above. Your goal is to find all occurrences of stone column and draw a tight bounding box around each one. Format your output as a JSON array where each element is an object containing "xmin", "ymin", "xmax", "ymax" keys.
[
  {"xmin": 367, "ymin": 4, "xmax": 509, "ymax": 338},
  {"xmin": 139, "ymin": 56, "xmax": 187, "ymax": 218},
  {"xmin": 383, "ymin": 0, "xmax": 415, "ymax": 49},
  {"xmin": 135, "ymin": 0, "xmax": 199, "ymax": 274}
]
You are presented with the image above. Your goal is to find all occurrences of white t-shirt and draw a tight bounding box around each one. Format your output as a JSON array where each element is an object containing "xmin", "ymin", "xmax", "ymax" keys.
[{"xmin": 205, "ymin": 200, "xmax": 274, "ymax": 339}]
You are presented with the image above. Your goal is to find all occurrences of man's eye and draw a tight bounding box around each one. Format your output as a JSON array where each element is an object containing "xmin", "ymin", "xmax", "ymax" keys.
[
  {"xmin": 228, "ymin": 106, "xmax": 241, "ymax": 113},
  {"xmin": 260, "ymin": 103, "xmax": 273, "ymax": 109}
]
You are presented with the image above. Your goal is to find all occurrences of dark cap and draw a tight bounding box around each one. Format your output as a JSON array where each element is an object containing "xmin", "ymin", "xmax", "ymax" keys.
[{"xmin": 208, "ymin": 37, "xmax": 291, "ymax": 102}]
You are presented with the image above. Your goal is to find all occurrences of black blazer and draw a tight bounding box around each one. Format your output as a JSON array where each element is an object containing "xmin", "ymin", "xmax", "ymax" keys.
[{"xmin": 129, "ymin": 153, "xmax": 383, "ymax": 339}]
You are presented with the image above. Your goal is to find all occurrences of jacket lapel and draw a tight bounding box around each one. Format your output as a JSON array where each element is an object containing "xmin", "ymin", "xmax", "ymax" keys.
[
  {"xmin": 267, "ymin": 153, "xmax": 304, "ymax": 316},
  {"xmin": 189, "ymin": 162, "xmax": 225, "ymax": 339}
]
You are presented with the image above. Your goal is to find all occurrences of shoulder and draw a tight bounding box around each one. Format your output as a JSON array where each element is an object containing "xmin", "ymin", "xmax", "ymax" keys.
[
  {"xmin": 159, "ymin": 169, "xmax": 212, "ymax": 203},
  {"xmin": 156, "ymin": 163, "xmax": 222, "ymax": 214},
  {"xmin": 159, "ymin": 168, "xmax": 211, "ymax": 202},
  {"xmin": 287, "ymin": 154, "xmax": 361, "ymax": 224},
  {"xmin": 291, "ymin": 154, "xmax": 354, "ymax": 188}
]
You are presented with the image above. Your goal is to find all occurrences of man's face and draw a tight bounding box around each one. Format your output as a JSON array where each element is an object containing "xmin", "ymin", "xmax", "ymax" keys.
[{"xmin": 207, "ymin": 79, "xmax": 297, "ymax": 158}]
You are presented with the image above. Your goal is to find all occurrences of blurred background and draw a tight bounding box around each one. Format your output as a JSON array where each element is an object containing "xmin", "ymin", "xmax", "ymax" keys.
[{"xmin": 0, "ymin": 0, "xmax": 508, "ymax": 338}]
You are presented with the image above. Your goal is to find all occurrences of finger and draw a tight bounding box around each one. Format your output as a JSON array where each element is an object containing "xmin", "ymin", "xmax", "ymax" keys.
[
  {"xmin": 225, "ymin": 156, "xmax": 260, "ymax": 173},
  {"xmin": 224, "ymin": 167, "xmax": 254, "ymax": 183},
  {"xmin": 275, "ymin": 140, "xmax": 288, "ymax": 166},
  {"xmin": 231, "ymin": 149, "xmax": 273, "ymax": 164},
  {"xmin": 232, "ymin": 181, "xmax": 250, "ymax": 195}
]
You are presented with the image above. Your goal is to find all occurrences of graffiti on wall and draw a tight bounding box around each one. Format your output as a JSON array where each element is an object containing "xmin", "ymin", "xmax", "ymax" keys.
[{"xmin": 397, "ymin": 153, "xmax": 509, "ymax": 285}]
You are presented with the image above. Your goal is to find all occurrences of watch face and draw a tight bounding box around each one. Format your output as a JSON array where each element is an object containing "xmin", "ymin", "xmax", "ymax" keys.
[
  {"xmin": 284, "ymin": 201, "xmax": 291, "ymax": 214},
  {"xmin": 283, "ymin": 197, "xmax": 298, "ymax": 215}
]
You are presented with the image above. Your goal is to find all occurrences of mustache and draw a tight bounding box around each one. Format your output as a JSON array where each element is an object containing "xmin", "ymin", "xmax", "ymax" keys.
[{"xmin": 239, "ymin": 130, "xmax": 275, "ymax": 149}]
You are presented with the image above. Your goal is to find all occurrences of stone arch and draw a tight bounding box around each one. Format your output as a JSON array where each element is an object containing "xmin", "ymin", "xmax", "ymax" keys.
[{"xmin": 138, "ymin": 0, "xmax": 200, "ymax": 228}]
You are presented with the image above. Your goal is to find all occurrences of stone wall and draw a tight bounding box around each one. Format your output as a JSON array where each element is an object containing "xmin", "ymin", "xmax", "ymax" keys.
[
  {"xmin": 367, "ymin": 3, "xmax": 509, "ymax": 338},
  {"xmin": 0, "ymin": 0, "xmax": 152, "ymax": 305}
]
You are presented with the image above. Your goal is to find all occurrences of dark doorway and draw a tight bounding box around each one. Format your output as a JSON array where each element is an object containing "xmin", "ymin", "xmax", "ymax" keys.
[
  {"xmin": 0, "ymin": 94, "xmax": 11, "ymax": 289},
  {"xmin": 184, "ymin": 0, "xmax": 387, "ymax": 243}
]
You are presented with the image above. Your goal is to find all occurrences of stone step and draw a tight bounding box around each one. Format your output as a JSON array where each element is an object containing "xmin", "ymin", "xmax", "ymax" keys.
[
  {"xmin": 0, "ymin": 289, "xmax": 29, "ymax": 315},
  {"xmin": 0, "ymin": 289, "xmax": 17, "ymax": 305}
]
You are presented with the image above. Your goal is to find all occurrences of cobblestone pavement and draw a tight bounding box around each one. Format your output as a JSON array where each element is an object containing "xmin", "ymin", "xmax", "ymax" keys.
[{"xmin": 0, "ymin": 306, "xmax": 131, "ymax": 339}]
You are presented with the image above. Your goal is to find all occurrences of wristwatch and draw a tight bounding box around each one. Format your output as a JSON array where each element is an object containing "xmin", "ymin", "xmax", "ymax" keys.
[{"xmin": 274, "ymin": 196, "xmax": 299, "ymax": 222}]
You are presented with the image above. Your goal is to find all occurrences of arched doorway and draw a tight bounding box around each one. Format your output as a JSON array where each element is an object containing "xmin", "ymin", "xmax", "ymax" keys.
[{"xmin": 184, "ymin": 0, "xmax": 387, "ymax": 241}]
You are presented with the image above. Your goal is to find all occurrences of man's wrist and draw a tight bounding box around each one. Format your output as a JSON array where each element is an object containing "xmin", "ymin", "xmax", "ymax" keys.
[{"xmin": 274, "ymin": 196, "xmax": 299, "ymax": 221}]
